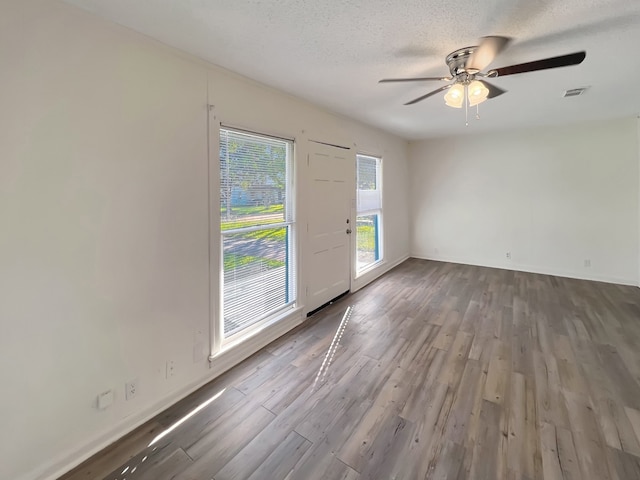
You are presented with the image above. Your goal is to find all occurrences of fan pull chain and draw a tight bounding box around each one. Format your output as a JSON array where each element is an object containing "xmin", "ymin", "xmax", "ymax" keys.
[
  {"xmin": 476, "ymin": 104, "xmax": 480, "ymax": 120},
  {"xmin": 465, "ymin": 85, "xmax": 469, "ymax": 126}
]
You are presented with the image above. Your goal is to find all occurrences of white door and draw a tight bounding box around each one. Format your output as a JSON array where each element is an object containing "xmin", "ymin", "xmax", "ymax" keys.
[{"xmin": 306, "ymin": 141, "xmax": 353, "ymax": 313}]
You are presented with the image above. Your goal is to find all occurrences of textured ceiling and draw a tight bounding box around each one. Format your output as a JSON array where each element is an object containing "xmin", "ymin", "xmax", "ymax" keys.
[{"xmin": 63, "ymin": 0, "xmax": 640, "ymax": 139}]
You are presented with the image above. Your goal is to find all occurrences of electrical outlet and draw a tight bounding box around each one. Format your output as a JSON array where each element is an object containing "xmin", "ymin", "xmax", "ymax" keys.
[
  {"xmin": 506, "ymin": 252, "xmax": 511, "ymax": 260},
  {"xmin": 584, "ymin": 259, "xmax": 591, "ymax": 267},
  {"xmin": 166, "ymin": 360, "xmax": 175, "ymax": 379},
  {"xmin": 125, "ymin": 379, "xmax": 138, "ymax": 400}
]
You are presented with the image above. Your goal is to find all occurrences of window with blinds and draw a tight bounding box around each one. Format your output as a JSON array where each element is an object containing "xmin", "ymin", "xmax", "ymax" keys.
[
  {"xmin": 356, "ymin": 154, "xmax": 382, "ymax": 273},
  {"xmin": 220, "ymin": 128, "xmax": 295, "ymax": 338}
]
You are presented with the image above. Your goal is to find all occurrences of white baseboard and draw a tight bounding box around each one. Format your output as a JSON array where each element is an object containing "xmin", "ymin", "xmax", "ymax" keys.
[
  {"xmin": 411, "ymin": 253, "xmax": 638, "ymax": 287},
  {"xmin": 40, "ymin": 310, "xmax": 304, "ymax": 480}
]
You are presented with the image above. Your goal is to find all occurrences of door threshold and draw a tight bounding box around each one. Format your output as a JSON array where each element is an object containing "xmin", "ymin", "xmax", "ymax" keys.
[{"xmin": 306, "ymin": 290, "xmax": 350, "ymax": 317}]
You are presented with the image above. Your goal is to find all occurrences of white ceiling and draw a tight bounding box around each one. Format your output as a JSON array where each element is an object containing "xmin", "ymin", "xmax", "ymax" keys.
[{"xmin": 63, "ymin": 0, "xmax": 640, "ymax": 140}]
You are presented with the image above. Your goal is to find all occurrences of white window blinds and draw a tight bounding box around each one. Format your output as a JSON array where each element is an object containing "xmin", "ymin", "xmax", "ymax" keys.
[
  {"xmin": 220, "ymin": 128, "xmax": 295, "ymax": 338},
  {"xmin": 357, "ymin": 155, "xmax": 381, "ymax": 213}
]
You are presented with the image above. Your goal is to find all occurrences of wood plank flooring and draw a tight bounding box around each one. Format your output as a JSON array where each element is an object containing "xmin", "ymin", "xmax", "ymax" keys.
[{"xmin": 60, "ymin": 259, "xmax": 640, "ymax": 480}]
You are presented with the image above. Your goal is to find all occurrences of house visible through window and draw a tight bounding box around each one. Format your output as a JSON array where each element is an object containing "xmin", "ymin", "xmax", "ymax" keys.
[
  {"xmin": 356, "ymin": 154, "xmax": 382, "ymax": 272},
  {"xmin": 220, "ymin": 128, "xmax": 295, "ymax": 338}
]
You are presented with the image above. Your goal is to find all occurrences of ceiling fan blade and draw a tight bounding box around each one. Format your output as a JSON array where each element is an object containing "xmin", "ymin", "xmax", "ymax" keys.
[
  {"xmin": 466, "ymin": 36, "xmax": 511, "ymax": 73},
  {"xmin": 478, "ymin": 80, "xmax": 507, "ymax": 99},
  {"xmin": 488, "ymin": 51, "xmax": 586, "ymax": 77},
  {"xmin": 379, "ymin": 76, "xmax": 452, "ymax": 83},
  {"xmin": 404, "ymin": 85, "xmax": 452, "ymax": 105}
]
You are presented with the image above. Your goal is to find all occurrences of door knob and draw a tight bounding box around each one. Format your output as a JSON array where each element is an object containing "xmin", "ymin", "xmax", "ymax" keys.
[{"xmin": 346, "ymin": 228, "xmax": 352, "ymax": 234}]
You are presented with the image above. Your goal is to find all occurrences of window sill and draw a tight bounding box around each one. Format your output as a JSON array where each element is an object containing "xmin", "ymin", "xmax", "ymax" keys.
[
  {"xmin": 210, "ymin": 306, "xmax": 304, "ymax": 362},
  {"xmin": 355, "ymin": 259, "xmax": 384, "ymax": 279}
]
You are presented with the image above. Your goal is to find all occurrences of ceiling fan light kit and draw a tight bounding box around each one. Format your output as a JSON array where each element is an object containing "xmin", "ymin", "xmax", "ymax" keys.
[
  {"xmin": 445, "ymin": 79, "xmax": 490, "ymax": 105},
  {"xmin": 379, "ymin": 36, "xmax": 586, "ymax": 125},
  {"xmin": 467, "ymin": 80, "xmax": 489, "ymax": 106},
  {"xmin": 444, "ymin": 83, "xmax": 464, "ymax": 108}
]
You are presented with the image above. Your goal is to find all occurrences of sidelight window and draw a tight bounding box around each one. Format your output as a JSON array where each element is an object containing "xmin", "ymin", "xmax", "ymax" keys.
[{"xmin": 356, "ymin": 154, "xmax": 382, "ymax": 273}]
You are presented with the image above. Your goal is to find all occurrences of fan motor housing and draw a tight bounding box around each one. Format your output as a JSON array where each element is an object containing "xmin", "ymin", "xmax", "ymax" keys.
[{"xmin": 446, "ymin": 46, "xmax": 478, "ymax": 76}]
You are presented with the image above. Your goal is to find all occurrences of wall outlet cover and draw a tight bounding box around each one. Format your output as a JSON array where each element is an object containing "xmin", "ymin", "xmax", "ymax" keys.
[
  {"xmin": 125, "ymin": 379, "xmax": 138, "ymax": 400},
  {"xmin": 166, "ymin": 360, "xmax": 176, "ymax": 378}
]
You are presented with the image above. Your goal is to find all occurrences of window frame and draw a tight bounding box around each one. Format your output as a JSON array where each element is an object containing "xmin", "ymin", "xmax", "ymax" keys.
[
  {"xmin": 355, "ymin": 153, "xmax": 383, "ymax": 275},
  {"xmin": 218, "ymin": 127, "xmax": 296, "ymax": 344}
]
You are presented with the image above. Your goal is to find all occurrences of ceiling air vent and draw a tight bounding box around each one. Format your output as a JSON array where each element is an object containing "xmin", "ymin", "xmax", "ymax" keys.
[{"xmin": 563, "ymin": 87, "xmax": 589, "ymax": 97}]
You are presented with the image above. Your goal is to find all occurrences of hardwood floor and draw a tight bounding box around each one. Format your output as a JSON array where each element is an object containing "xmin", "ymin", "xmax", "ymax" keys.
[{"xmin": 60, "ymin": 259, "xmax": 640, "ymax": 480}]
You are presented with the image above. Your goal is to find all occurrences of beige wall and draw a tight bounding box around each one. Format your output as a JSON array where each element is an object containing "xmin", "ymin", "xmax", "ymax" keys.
[{"xmin": 0, "ymin": 1, "xmax": 410, "ymax": 479}]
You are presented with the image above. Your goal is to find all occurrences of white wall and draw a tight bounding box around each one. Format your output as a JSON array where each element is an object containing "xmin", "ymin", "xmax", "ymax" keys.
[
  {"xmin": 409, "ymin": 117, "xmax": 640, "ymax": 285},
  {"xmin": 0, "ymin": 1, "xmax": 410, "ymax": 479}
]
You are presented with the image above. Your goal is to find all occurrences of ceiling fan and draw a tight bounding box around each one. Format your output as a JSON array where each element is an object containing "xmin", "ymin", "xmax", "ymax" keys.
[{"xmin": 379, "ymin": 36, "xmax": 586, "ymax": 109}]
